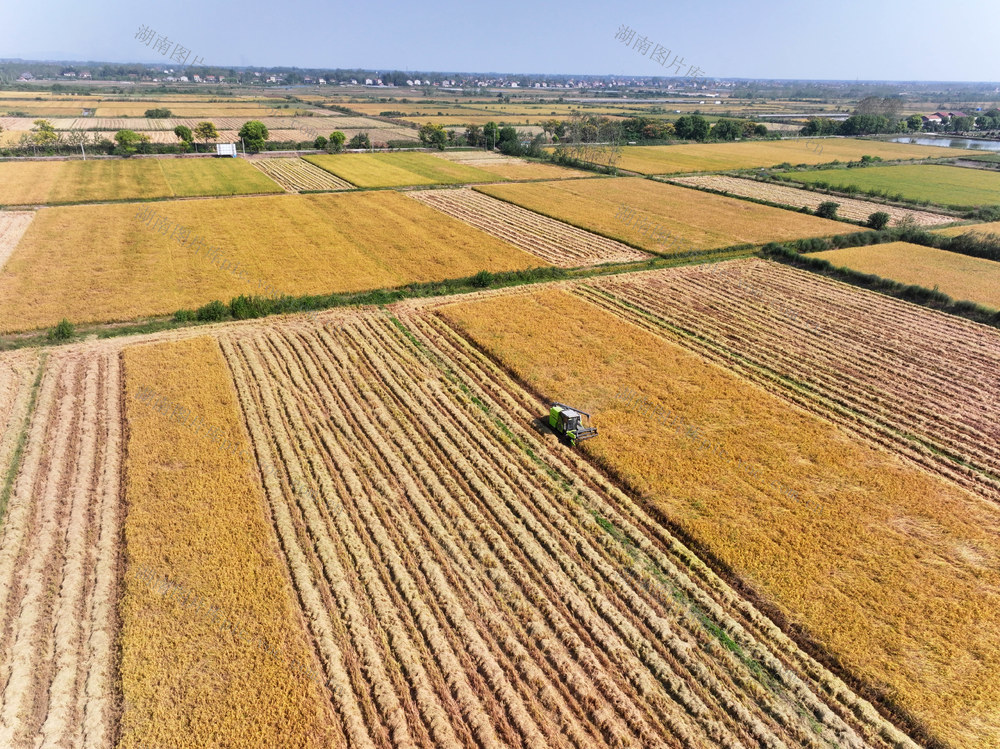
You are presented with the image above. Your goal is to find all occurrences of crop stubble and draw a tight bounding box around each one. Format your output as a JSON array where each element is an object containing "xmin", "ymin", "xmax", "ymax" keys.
[
  {"xmin": 0, "ymin": 348, "xmax": 121, "ymax": 748},
  {"xmin": 216, "ymin": 309, "xmax": 913, "ymax": 748},
  {"xmin": 669, "ymin": 175, "xmax": 955, "ymax": 226},
  {"xmin": 250, "ymin": 158, "xmax": 355, "ymax": 192},
  {"xmin": 408, "ymin": 187, "xmax": 650, "ymax": 267}
]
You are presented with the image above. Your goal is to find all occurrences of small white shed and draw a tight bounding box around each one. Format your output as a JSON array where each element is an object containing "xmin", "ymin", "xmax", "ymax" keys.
[{"xmin": 216, "ymin": 143, "xmax": 238, "ymax": 158}]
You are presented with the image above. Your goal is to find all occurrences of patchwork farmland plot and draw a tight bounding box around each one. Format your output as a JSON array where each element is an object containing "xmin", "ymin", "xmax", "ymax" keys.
[
  {"xmin": 408, "ymin": 187, "xmax": 650, "ymax": 266},
  {"xmin": 304, "ymin": 152, "xmax": 502, "ymax": 187},
  {"xmin": 780, "ymin": 164, "xmax": 1000, "ymax": 209},
  {"xmin": 0, "ymin": 348, "xmax": 120, "ymax": 748},
  {"xmin": 250, "ymin": 158, "xmax": 355, "ymax": 192},
  {"xmin": 477, "ymin": 177, "xmax": 851, "ymax": 254},
  {"xmin": 934, "ymin": 219, "xmax": 1000, "ymax": 238},
  {"xmin": 0, "ymin": 158, "xmax": 282, "ymax": 206},
  {"xmin": 217, "ymin": 310, "xmax": 911, "ymax": 748},
  {"xmin": 120, "ymin": 337, "xmax": 335, "ymax": 747},
  {"xmin": 563, "ymin": 138, "xmax": 977, "ymax": 175},
  {"xmin": 440, "ymin": 278, "xmax": 1000, "ymax": 748},
  {"xmin": 670, "ymin": 175, "xmax": 955, "ymax": 226},
  {"xmin": 0, "ymin": 191, "xmax": 543, "ymax": 332},
  {"xmin": 432, "ymin": 151, "xmax": 589, "ymax": 180},
  {"xmin": 812, "ymin": 241, "xmax": 1000, "ymax": 310}
]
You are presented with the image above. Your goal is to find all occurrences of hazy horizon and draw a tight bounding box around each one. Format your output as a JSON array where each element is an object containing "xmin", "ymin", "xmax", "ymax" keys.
[{"xmin": 2, "ymin": 0, "xmax": 999, "ymax": 82}]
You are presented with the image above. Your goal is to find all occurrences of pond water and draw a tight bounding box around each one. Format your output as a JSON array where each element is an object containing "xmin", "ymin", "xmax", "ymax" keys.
[{"xmin": 889, "ymin": 135, "xmax": 1000, "ymax": 152}]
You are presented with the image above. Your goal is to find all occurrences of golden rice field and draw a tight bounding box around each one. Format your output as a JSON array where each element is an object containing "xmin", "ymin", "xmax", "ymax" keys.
[
  {"xmin": 933, "ymin": 219, "xmax": 1000, "ymax": 237},
  {"xmin": 120, "ymin": 337, "xmax": 334, "ymax": 747},
  {"xmin": 0, "ymin": 158, "xmax": 282, "ymax": 206},
  {"xmin": 304, "ymin": 152, "xmax": 502, "ymax": 187},
  {"xmin": 565, "ymin": 139, "xmax": 977, "ymax": 175},
  {"xmin": 0, "ymin": 210, "xmax": 35, "ymax": 269},
  {"xmin": 440, "ymin": 278, "xmax": 1000, "ymax": 748},
  {"xmin": 476, "ymin": 177, "xmax": 851, "ymax": 254},
  {"xmin": 0, "ymin": 191, "xmax": 543, "ymax": 332},
  {"xmin": 811, "ymin": 241, "xmax": 1000, "ymax": 309}
]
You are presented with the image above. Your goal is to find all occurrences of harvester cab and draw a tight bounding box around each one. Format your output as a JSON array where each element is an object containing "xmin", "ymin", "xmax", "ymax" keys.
[{"xmin": 548, "ymin": 402, "xmax": 598, "ymax": 446}]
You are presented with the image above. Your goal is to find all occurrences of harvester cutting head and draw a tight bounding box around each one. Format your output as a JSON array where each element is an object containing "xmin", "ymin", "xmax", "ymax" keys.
[{"xmin": 548, "ymin": 402, "xmax": 598, "ymax": 446}]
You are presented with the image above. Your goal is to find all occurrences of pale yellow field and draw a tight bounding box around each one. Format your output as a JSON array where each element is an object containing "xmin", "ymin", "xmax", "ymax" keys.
[
  {"xmin": 559, "ymin": 138, "xmax": 979, "ymax": 175},
  {"xmin": 442, "ymin": 286, "xmax": 1000, "ymax": 749},
  {"xmin": 0, "ymin": 191, "xmax": 543, "ymax": 332},
  {"xmin": 813, "ymin": 241, "xmax": 1000, "ymax": 309},
  {"xmin": 477, "ymin": 177, "xmax": 851, "ymax": 253},
  {"xmin": 121, "ymin": 337, "xmax": 336, "ymax": 747},
  {"xmin": 933, "ymin": 220, "xmax": 1000, "ymax": 238}
]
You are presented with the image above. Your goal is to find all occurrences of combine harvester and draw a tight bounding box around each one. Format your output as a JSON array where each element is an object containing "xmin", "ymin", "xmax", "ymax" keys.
[{"xmin": 548, "ymin": 402, "xmax": 598, "ymax": 446}]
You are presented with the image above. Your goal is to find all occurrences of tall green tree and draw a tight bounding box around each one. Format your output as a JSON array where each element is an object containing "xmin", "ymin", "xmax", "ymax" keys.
[
  {"xmin": 32, "ymin": 119, "xmax": 58, "ymax": 149},
  {"xmin": 464, "ymin": 124, "xmax": 483, "ymax": 148},
  {"xmin": 328, "ymin": 131, "xmax": 346, "ymax": 152},
  {"xmin": 114, "ymin": 129, "xmax": 150, "ymax": 156},
  {"xmin": 418, "ymin": 123, "xmax": 447, "ymax": 150},
  {"xmin": 173, "ymin": 124, "xmax": 193, "ymax": 151},
  {"xmin": 347, "ymin": 132, "xmax": 371, "ymax": 149},
  {"xmin": 238, "ymin": 120, "xmax": 270, "ymax": 152},
  {"xmin": 194, "ymin": 121, "xmax": 219, "ymax": 148},
  {"xmin": 907, "ymin": 114, "xmax": 924, "ymax": 131}
]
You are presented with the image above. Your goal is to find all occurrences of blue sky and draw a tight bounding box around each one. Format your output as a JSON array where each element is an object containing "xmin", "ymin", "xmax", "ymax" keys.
[{"xmin": 2, "ymin": 0, "xmax": 999, "ymax": 81}]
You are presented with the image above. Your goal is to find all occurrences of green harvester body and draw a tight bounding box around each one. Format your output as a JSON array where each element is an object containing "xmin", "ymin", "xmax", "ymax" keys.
[{"xmin": 548, "ymin": 402, "xmax": 598, "ymax": 446}]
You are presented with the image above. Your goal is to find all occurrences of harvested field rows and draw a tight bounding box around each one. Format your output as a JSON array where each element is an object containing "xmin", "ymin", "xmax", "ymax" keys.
[
  {"xmin": 670, "ymin": 175, "xmax": 955, "ymax": 226},
  {"xmin": 0, "ymin": 348, "xmax": 121, "ymax": 748},
  {"xmin": 251, "ymin": 158, "xmax": 355, "ymax": 191},
  {"xmin": 585, "ymin": 260, "xmax": 1000, "ymax": 500},
  {"xmin": 0, "ymin": 211, "xmax": 35, "ymax": 270},
  {"xmin": 408, "ymin": 188, "xmax": 650, "ymax": 266},
  {"xmin": 441, "ymin": 283, "xmax": 1000, "ymax": 748},
  {"xmin": 217, "ymin": 310, "xmax": 913, "ymax": 748}
]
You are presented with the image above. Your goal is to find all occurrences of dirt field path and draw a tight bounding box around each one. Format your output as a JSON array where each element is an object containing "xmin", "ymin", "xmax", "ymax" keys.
[{"xmin": 0, "ymin": 348, "xmax": 121, "ymax": 748}]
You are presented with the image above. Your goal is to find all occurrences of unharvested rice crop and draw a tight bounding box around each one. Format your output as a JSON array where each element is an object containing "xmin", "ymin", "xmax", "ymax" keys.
[
  {"xmin": 0, "ymin": 211, "xmax": 35, "ymax": 270},
  {"xmin": 0, "ymin": 158, "xmax": 281, "ymax": 206},
  {"xmin": 477, "ymin": 177, "xmax": 851, "ymax": 253},
  {"xmin": 408, "ymin": 187, "xmax": 650, "ymax": 266},
  {"xmin": 670, "ymin": 175, "xmax": 955, "ymax": 226},
  {"xmin": 811, "ymin": 241, "xmax": 1000, "ymax": 309},
  {"xmin": 933, "ymin": 219, "xmax": 1000, "ymax": 238},
  {"xmin": 251, "ymin": 158, "xmax": 354, "ymax": 191},
  {"xmin": 120, "ymin": 336, "xmax": 335, "ymax": 747},
  {"xmin": 215, "ymin": 308, "xmax": 912, "ymax": 748},
  {"xmin": 0, "ymin": 191, "xmax": 543, "ymax": 332},
  {"xmin": 440, "ymin": 281, "xmax": 1000, "ymax": 748},
  {"xmin": 304, "ymin": 152, "xmax": 501, "ymax": 187},
  {"xmin": 0, "ymin": 348, "xmax": 120, "ymax": 748},
  {"xmin": 780, "ymin": 164, "xmax": 1000, "ymax": 208},
  {"xmin": 563, "ymin": 138, "xmax": 976, "ymax": 175}
]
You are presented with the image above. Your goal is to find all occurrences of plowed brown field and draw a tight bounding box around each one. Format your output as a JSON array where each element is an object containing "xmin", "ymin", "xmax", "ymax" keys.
[
  {"xmin": 215, "ymin": 309, "xmax": 913, "ymax": 748},
  {"xmin": 408, "ymin": 187, "xmax": 650, "ymax": 266},
  {"xmin": 0, "ymin": 348, "xmax": 121, "ymax": 748}
]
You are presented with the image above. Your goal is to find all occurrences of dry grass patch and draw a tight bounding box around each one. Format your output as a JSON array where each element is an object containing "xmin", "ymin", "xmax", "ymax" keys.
[
  {"xmin": 477, "ymin": 177, "xmax": 850, "ymax": 254},
  {"xmin": 812, "ymin": 241, "xmax": 1000, "ymax": 309},
  {"xmin": 120, "ymin": 336, "xmax": 336, "ymax": 748},
  {"xmin": 0, "ymin": 191, "xmax": 543, "ymax": 332},
  {"xmin": 933, "ymin": 219, "xmax": 1000, "ymax": 238},
  {"xmin": 304, "ymin": 152, "xmax": 502, "ymax": 187},
  {"xmin": 0, "ymin": 211, "xmax": 35, "ymax": 270}
]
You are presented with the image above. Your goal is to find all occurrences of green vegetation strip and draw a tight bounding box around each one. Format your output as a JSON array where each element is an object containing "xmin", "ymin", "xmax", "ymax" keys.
[{"xmin": 0, "ymin": 354, "xmax": 45, "ymax": 527}]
